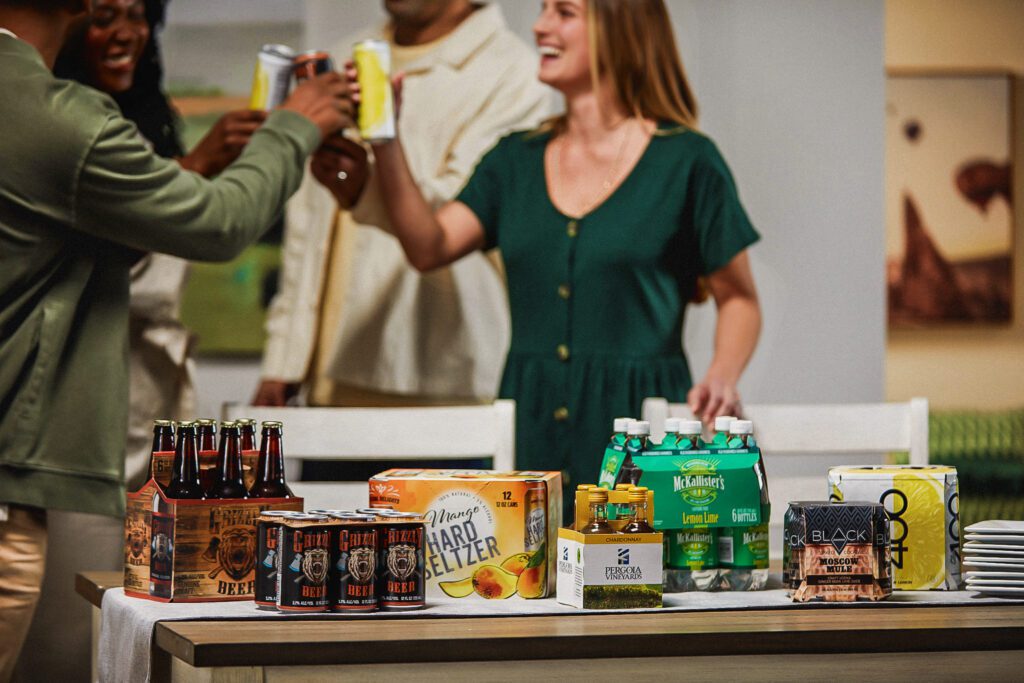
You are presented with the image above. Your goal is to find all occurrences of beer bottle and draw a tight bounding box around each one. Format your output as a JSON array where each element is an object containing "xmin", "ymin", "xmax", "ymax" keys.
[
  {"xmin": 251, "ymin": 421, "xmax": 294, "ymax": 498},
  {"xmin": 207, "ymin": 421, "xmax": 249, "ymax": 499},
  {"xmin": 620, "ymin": 487, "xmax": 655, "ymax": 534},
  {"xmin": 238, "ymin": 418, "xmax": 259, "ymax": 491},
  {"xmin": 625, "ymin": 420, "xmax": 650, "ymax": 456},
  {"xmin": 165, "ymin": 421, "xmax": 205, "ymax": 499},
  {"xmin": 196, "ymin": 419, "xmax": 218, "ymax": 492},
  {"xmin": 580, "ymin": 488, "xmax": 614, "ymax": 534},
  {"xmin": 147, "ymin": 419, "xmax": 176, "ymax": 489}
]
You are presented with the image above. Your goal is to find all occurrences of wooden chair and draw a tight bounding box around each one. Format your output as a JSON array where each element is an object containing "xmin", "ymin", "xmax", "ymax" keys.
[
  {"xmin": 222, "ymin": 401, "xmax": 516, "ymax": 511},
  {"xmin": 641, "ymin": 397, "xmax": 929, "ymax": 556}
]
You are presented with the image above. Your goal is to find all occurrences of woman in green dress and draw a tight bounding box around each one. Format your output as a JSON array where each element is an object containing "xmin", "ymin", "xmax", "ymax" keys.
[{"xmin": 333, "ymin": 0, "xmax": 761, "ymax": 497}]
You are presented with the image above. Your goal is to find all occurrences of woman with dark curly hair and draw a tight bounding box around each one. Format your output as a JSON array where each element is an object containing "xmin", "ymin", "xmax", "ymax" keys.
[{"xmin": 55, "ymin": 0, "xmax": 268, "ymax": 489}]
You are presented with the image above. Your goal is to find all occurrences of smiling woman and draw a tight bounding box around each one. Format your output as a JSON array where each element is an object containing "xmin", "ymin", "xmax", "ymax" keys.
[
  {"xmin": 345, "ymin": 0, "xmax": 762, "ymax": 513},
  {"xmin": 84, "ymin": 0, "xmax": 148, "ymax": 93}
]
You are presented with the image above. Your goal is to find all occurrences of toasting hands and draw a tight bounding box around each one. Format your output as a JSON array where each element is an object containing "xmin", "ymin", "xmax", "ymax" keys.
[
  {"xmin": 280, "ymin": 72, "xmax": 355, "ymax": 140},
  {"xmin": 309, "ymin": 137, "xmax": 370, "ymax": 208},
  {"xmin": 179, "ymin": 109, "xmax": 267, "ymax": 178}
]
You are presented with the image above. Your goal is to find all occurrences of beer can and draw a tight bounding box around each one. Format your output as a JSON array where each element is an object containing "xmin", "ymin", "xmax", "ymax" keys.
[
  {"xmin": 293, "ymin": 50, "xmax": 334, "ymax": 83},
  {"xmin": 330, "ymin": 513, "xmax": 378, "ymax": 612},
  {"xmin": 276, "ymin": 514, "xmax": 332, "ymax": 612},
  {"xmin": 254, "ymin": 511, "xmax": 298, "ymax": 608},
  {"xmin": 353, "ymin": 39, "xmax": 396, "ymax": 142},
  {"xmin": 377, "ymin": 512, "xmax": 425, "ymax": 610},
  {"xmin": 666, "ymin": 528, "xmax": 719, "ymax": 570},
  {"xmin": 249, "ymin": 44, "xmax": 295, "ymax": 110}
]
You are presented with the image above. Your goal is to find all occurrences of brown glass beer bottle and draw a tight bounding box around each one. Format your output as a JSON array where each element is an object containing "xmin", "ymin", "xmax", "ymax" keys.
[
  {"xmin": 238, "ymin": 418, "xmax": 259, "ymax": 491},
  {"xmin": 207, "ymin": 421, "xmax": 249, "ymax": 499},
  {"xmin": 147, "ymin": 419, "xmax": 176, "ymax": 490},
  {"xmin": 165, "ymin": 421, "xmax": 206, "ymax": 499},
  {"xmin": 196, "ymin": 418, "xmax": 218, "ymax": 492},
  {"xmin": 250, "ymin": 421, "xmax": 294, "ymax": 498}
]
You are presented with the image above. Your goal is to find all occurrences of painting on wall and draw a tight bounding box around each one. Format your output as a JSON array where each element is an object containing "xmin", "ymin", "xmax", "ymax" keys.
[{"xmin": 886, "ymin": 72, "xmax": 1014, "ymax": 327}]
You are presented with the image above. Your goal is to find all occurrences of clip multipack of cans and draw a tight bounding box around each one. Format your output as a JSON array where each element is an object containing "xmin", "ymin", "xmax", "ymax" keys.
[{"xmin": 597, "ymin": 416, "xmax": 770, "ymax": 591}]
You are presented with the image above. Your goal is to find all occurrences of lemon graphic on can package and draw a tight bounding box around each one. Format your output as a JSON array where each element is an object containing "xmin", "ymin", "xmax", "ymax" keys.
[
  {"xmin": 357, "ymin": 54, "xmax": 388, "ymax": 133},
  {"xmin": 893, "ymin": 474, "xmax": 945, "ymax": 590}
]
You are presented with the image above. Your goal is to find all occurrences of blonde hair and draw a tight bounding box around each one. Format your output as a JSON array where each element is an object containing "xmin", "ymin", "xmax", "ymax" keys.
[{"xmin": 541, "ymin": 0, "xmax": 698, "ymax": 134}]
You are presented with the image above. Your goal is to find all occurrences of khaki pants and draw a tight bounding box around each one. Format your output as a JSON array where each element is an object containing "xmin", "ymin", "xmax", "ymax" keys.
[{"xmin": 0, "ymin": 506, "xmax": 46, "ymax": 683}]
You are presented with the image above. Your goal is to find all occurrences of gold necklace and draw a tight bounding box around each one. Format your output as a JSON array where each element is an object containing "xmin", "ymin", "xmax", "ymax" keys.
[{"xmin": 553, "ymin": 118, "xmax": 635, "ymax": 218}]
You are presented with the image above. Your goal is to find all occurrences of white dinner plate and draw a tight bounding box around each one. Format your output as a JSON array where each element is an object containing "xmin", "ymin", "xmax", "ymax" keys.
[
  {"xmin": 964, "ymin": 548, "xmax": 1024, "ymax": 558},
  {"xmin": 964, "ymin": 520, "xmax": 1024, "ymax": 535},
  {"xmin": 965, "ymin": 534, "xmax": 1024, "ymax": 545},
  {"xmin": 964, "ymin": 541, "xmax": 1024, "ymax": 553},
  {"xmin": 969, "ymin": 585, "xmax": 1024, "ymax": 598},
  {"xmin": 967, "ymin": 577, "xmax": 1024, "ymax": 586},
  {"xmin": 966, "ymin": 570, "xmax": 1024, "ymax": 580},
  {"xmin": 963, "ymin": 559, "xmax": 1024, "ymax": 570}
]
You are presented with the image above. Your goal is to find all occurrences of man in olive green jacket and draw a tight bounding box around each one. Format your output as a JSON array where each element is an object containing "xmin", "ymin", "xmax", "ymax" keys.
[{"xmin": 0, "ymin": 1, "xmax": 352, "ymax": 677}]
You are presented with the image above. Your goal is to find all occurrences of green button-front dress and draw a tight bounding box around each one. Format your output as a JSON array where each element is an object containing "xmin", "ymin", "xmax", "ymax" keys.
[{"xmin": 457, "ymin": 124, "xmax": 759, "ymax": 508}]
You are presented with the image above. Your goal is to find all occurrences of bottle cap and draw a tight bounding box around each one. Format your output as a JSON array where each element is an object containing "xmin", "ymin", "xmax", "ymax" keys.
[
  {"xmin": 176, "ymin": 420, "xmax": 196, "ymax": 429},
  {"xmin": 679, "ymin": 420, "xmax": 703, "ymax": 435},
  {"xmin": 730, "ymin": 419, "xmax": 754, "ymax": 435},
  {"xmin": 153, "ymin": 419, "xmax": 174, "ymax": 428},
  {"xmin": 663, "ymin": 417, "xmax": 681, "ymax": 433},
  {"xmin": 614, "ymin": 484, "xmax": 631, "ymax": 491},
  {"xmin": 576, "ymin": 484, "xmax": 596, "ymax": 491},
  {"xmin": 628, "ymin": 488, "xmax": 649, "ymax": 502},
  {"xmin": 261, "ymin": 421, "xmax": 283, "ymax": 429},
  {"xmin": 627, "ymin": 420, "xmax": 650, "ymax": 436},
  {"xmin": 588, "ymin": 489, "xmax": 609, "ymax": 504},
  {"xmin": 197, "ymin": 418, "xmax": 216, "ymax": 426},
  {"xmin": 612, "ymin": 417, "xmax": 632, "ymax": 432},
  {"xmin": 220, "ymin": 421, "xmax": 239, "ymax": 430},
  {"xmin": 714, "ymin": 415, "xmax": 738, "ymax": 432}
]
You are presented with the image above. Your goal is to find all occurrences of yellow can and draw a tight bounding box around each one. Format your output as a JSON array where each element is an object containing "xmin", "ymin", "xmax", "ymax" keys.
[{"xmin": 353, "ymin": 39, "xmax": 396, "ymax": 141}]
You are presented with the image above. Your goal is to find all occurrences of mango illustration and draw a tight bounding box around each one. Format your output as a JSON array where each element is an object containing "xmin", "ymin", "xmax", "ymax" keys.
[
  {"xmin": 438, "ymin": 576, "xmax": 474, "ymax": 598},
  {"xmin": 500, "ymin": 553, "xmax": 531, "ymax": 576},
  {"xmin": 471, "ymin": 564, "xmax": 517, "ymax": 599},
  {"xmin": 516, "ymin": 564, "xmax": 545, "ymax": 599}
]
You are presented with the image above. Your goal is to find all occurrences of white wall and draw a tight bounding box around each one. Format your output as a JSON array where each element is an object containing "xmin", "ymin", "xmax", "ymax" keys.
[{"xmin": 187, "ymin": 0, "xmax": 886, "ymax": 416}]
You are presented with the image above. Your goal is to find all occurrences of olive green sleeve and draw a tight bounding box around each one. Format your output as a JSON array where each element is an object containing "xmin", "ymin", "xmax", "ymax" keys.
[{"xmin": 74, "ymin": 109, "xmax": 321, "ymax": 261}]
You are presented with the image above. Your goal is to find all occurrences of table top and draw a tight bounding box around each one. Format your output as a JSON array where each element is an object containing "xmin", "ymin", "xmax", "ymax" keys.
[{"xmin": 78, "ymin": 571, "xmax": 1024, "ymax": 668}]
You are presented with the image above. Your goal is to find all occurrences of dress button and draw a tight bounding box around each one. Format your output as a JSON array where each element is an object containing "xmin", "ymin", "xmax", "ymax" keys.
[
  {"xmin": 556, "ymin": 344, "xmax": 570, "ymax": 361},
  {"xmin": 553, "ymin": 406, "xmax": 570, "ymax": 421},
  {"xmin": 566, "ymin": 220, "xmax": 578, "ymax": 238},
  {"xmin": 557, "ymin": 284, "xmax": 571, "ymax": 299}
]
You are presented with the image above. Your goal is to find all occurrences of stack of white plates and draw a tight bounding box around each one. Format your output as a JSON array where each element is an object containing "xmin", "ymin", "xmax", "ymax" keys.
[{"xmin": 964, "ymin": 520, "xmax": 1024, "ymax": 597}]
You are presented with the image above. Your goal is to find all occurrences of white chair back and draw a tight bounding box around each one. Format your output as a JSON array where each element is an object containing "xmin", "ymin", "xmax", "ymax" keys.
[
  {"xmin": 222, "ymin": 401, "xmax": 516, "ymax": 511},
  {"xmin": 641, "ymin": 397, "xmax": 929, "ymax": 557}
]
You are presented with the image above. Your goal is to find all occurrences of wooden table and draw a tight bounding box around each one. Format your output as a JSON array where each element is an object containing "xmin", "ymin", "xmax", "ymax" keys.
[{"xmin": 77, "ymin": 571, "xmax": 1024, "ymax": 683}]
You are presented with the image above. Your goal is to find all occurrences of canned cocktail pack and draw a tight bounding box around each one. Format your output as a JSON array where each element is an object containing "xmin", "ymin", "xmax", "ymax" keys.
[{"xmin": 828, "ymin": 466, "xmax": 961, "ymax": 590}]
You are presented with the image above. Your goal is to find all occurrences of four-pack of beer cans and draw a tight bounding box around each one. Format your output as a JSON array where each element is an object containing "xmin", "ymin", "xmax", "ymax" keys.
[{"xmin": 255, "ymin": 509, "xmax": 427, "ymax": 612}]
